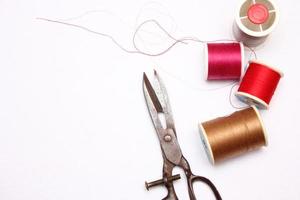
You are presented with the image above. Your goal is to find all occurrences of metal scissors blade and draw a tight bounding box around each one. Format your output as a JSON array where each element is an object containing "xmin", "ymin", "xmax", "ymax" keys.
[
  {"xmin": 143, "ymin": 70, "xmax": 182, "ymax": 165},
  {"xmin": 143, "ymin": 71, "xmax": 164, "ymax": 114}
]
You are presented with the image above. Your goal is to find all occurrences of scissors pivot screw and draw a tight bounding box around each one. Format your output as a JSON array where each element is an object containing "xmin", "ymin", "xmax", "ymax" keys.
[
  {"xmin": 164, "ymin": 134, "xmax": 172, "ymax": 142},
  {"xmin": 145, "ymin": 174, "xmax": 181, "ymax": 190}
]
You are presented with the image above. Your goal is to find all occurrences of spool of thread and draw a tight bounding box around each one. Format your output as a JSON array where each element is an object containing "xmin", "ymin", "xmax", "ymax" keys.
[
  {"xmin": 199, "ymin": 106, "xmax": 267, "ymax": 164},
  {"xmin": 236, "ymin": 60, "xmax": 283, "ymax": 109},
  {"xmin": 204, "ymin": 42, "xmax": 244, "ymax": 80},
  {"xmin": 233, "ymin": 0, "xmax": 279, "ymax": 47}
]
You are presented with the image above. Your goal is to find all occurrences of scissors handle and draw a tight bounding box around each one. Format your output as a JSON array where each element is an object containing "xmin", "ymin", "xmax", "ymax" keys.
[
  {"xmin": 163, "ymin": 183, "xmax": 178, "ymax": 200},
  {"xmin": 178, "ymin": 157, "xmax": 222, "ymax": 200},
  {"xmin": 187, "ymin": 174, "xmax": 222, "ymax": 200}
]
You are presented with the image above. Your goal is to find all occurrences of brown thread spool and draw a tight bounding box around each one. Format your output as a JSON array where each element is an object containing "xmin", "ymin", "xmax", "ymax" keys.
[{"xmin": 199, "ymin": 106, "xmax": 267, "ymax": 164}]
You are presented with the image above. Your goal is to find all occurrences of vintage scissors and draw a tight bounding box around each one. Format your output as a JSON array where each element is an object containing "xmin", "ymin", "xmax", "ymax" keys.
[{"xmin": 143, "ymin": 70, "xmax": 222, "ymax": 200}]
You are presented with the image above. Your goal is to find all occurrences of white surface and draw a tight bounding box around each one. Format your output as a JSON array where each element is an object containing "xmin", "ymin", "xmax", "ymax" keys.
[{"xmin": 0, "ymin": 0, "xmax": 299, "ymax": 199}]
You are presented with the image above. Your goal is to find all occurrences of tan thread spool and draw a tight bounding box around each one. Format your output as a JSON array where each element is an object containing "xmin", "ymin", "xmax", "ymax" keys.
[{"xmin": 199, "ymin": 106, "xmax": 267, "ymax": 164}]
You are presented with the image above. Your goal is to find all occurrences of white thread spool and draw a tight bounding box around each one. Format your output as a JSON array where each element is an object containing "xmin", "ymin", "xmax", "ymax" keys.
[{"xmin": 233, "ymin": 0, "xmax": 279, "ymax": 47}]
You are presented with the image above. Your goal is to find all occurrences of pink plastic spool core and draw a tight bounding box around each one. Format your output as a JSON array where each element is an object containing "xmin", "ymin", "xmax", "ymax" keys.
[{"xmin": 247, "ymin": 3, "xmax": 269, "ymax": 24}]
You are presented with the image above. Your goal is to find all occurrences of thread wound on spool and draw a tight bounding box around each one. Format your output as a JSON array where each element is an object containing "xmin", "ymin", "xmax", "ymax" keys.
[
  {"xmin": 236, "ymin": 60, "xmax": 283, "ymax": 109},
  {"xmin": 204, "ymin": 42, "xmax": 244, "ymax": 80},
  {"xmin": 233, "ymin": 0, "xmax": 279, "ymax": 47},
  {"xmin": 199, "ymin": 106, "xmax": 267, "ymax": 164}
]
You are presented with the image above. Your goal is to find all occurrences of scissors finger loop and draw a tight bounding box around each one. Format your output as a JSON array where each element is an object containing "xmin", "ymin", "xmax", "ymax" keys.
[{"xmin": 187, "ymin": 175, "xmax": 222, "ymax": 200}]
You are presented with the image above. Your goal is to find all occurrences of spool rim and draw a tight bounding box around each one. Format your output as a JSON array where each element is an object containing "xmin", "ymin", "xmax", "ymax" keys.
[
  {"xmin": 235, "ymin": 91, "xmax": 269, "ymax": 109},
  {"xmin": 235, "ymin": 0, "xmax": 279, "ymax": 37},
  {"xmin": 199, "ymin": 123, "xmax": 215, "ymax": 164},
  {"xmin": 240, "ymin": 42, "xmax": 245, "ymax": 76},
  {"xmin": 232, "ymin": 20, "xmax": 268, "ymax": 47},
  {"xmin": 250, "ymin": 60, "xmax": 284, "ymax": 77},
  {"xmin": 204, "ymin": 43, "xmax": 209, "ymax": 80},
  {"xmin": 251, "ymin": 105, "xmax": 268, "ymax": 146}
]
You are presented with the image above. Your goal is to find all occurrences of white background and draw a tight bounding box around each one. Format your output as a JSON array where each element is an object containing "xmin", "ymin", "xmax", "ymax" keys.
[{"xmin": 0, "ymin": 0, "xmax": 299, "ymax": 199}]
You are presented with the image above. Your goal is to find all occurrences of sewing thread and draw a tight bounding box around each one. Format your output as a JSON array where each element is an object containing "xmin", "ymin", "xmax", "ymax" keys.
[
  {"xmin": 199, "ymin": 106, "xmax": 267, "ymax": 164},
  {"xmin": 204, "ymin": 42, "xmax": 244, "ymax": 80},
  {"xmin": 236, "ymin": 60, "xmax": 283, "ymax": 109}
]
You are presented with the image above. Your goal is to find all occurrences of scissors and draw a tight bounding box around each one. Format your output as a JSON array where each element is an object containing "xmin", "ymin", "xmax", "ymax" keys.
[{"xmin": 143, "ymin": 70, "xmax": 222, "ymax": 200}]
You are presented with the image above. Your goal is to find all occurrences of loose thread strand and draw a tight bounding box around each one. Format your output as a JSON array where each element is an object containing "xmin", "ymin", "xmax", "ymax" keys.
[
  {"xmin": 229, "ymin": 82, "xmax": 248, "ymax": 109},
  {"xmin": 37, "ymin": 16, "xmax": 259, "ymax": 107},
  {"xmin": 37, "ymin": 17, "xmax": 258, "ymax": 58}
]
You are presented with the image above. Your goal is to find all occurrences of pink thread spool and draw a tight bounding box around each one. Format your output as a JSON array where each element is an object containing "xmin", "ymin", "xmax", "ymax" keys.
[{"xmin": 204, "ymin": 42, "xmax": 244, "ymax": 80}]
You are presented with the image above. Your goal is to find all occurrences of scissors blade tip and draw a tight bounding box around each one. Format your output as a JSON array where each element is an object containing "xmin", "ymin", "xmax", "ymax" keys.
[{"xmin": 142, "ymin": 72, "xmax": 163, "ymax": 113}]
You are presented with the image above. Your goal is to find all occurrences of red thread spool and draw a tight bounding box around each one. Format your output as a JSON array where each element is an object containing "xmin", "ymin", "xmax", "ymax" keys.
[
  {"xmin": 204, "ymin": 42, "xmax": 244, "ymax": 80},
  {"xmin": 236, "ymin": 60, "xmax": 283, "ymax": 109}
]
